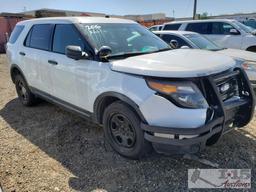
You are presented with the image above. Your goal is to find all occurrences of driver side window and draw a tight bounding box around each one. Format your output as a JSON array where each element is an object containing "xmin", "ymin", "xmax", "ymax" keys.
[
  {"xmin": 211, "ymin": 22, "xmax": 237, "ymax": 35},
  {"xmin": 53, "ymin": 24, "xmax": 85, "ymax": 54}
]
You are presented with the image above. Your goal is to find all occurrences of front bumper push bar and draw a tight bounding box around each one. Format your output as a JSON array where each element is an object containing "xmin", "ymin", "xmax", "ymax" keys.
[{"xmin": 141, "ymin": 68, "xmax": 255, "ymax": 154}]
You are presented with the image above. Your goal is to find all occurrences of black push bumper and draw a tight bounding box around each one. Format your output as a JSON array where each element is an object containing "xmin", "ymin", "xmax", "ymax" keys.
[
  {"xmin": 141, "ymin": 68, "xmax": 255, "ymax": 154},
  {"xmin": 142, "ymin": 117, "xmax": 223, "ymax": 154}
]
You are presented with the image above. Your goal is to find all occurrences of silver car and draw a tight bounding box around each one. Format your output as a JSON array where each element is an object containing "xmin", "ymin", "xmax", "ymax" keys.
[{"xmin": 154, "ymin": 30, "xmax": 256, "ymax": 88}]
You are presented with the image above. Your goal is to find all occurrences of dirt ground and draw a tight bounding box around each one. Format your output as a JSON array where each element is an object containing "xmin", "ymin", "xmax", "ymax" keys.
[{"xmin": 0, "ymin": 54, "xmax": 255, "ymax": 192}]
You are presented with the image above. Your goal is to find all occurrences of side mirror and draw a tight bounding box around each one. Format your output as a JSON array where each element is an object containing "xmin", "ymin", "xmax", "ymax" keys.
[
  {"xmin": 169, "ymin": 40, "xmax": 179, "ymax": 49},
  {"xmin": 65, "ymin": 45, "xmax": 88, "ymax": 60},
  {"xmin": 97, "ymin": 46, "xmax": 112, "ymax": 60},
  {"xmin": 230, "ymin": 29, "xmax": 240, "ymax": 35}
]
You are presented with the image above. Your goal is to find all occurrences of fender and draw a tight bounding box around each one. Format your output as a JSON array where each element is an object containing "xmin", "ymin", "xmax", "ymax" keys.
[{"xmin": 93, "ymin": 91, "xmax": 147, "ymax": 124}]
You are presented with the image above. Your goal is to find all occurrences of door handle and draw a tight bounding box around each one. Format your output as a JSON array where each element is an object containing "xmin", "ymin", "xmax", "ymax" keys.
[
  {"xmin": 19, "ymin": 52, "xmax": 26, "ymax": 56},
  {"xmin": 48, "ymin": 60, "xmax": 58, "ymax": 65}
]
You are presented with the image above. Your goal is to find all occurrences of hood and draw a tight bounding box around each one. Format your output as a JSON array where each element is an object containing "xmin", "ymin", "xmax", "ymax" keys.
[
  {"xmin": 218, "ymin": 48, "xmax": 256, "ymax": 62},
  {"xmin": 110, "ymin": 49, "xmax": 236, "ymax": 78}
]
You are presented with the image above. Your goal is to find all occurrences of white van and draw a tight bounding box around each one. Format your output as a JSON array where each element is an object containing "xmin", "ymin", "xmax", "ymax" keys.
[{"xmin": 162, "ymin": 19, "xmax": 256, "ymax": 52}]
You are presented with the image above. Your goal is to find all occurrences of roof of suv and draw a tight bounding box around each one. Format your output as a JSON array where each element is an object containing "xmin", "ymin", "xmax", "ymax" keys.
[
  {"xmin": 18, "ymin": 16, "xmax": 136, "ymax": 25},
  {"xmin": 164, "ymin": 19, "xmax": 236, "ymax": 25}
]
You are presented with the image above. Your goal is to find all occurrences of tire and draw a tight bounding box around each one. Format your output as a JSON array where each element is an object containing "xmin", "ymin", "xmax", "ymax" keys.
[
  {"xmin": 103, "ymin": 101, "xmax": 152, "ymax": 159},
  {"xmin": 14, "ymin": 74, "xmax": 37, "ymax": 106}
]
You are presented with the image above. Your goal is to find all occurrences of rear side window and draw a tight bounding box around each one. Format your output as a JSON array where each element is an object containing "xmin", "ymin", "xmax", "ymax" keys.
[
  {"xmin": 9, "ymin": 25, "xmax": 25, "ymax": 44},
  {"xmin": 186, "ymin": 23, "xmax": 209, "ymax": 34},
  {"xmin": 163, "ymin": 24, "xmax": 181, "ymax": 30},
  {"xmin": 25, "ymin": 24, "xmax": 53, "ymax": 50},
  {"xmin": 53, "ymin": 24, "xmax": 85, "ymax": 54}
]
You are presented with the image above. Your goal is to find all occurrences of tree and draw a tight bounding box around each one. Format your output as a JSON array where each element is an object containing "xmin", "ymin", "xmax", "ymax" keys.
[{"xmin": 200, "ymin": 12, "xmax": 209, "ymax": 20}]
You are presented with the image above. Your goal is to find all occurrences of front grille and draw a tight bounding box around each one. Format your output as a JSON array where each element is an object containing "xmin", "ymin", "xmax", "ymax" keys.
[{"xmin": 213, "ymin": 70, "xmax": 240, "ymax": 101}]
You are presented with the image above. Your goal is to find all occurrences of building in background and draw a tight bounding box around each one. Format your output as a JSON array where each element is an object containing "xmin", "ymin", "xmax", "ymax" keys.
[
  {"xmin": 175, "ymin": 12, "xmax": 256, "ymax": 22},
  {"xmin": 124, "ymin": 13, "xmax": 174, "ymax": 27},
  {"xmin": 20, "ymin": 9, "xmax": 173, "ymax": 27},
  {"xmin": 0, "ymin": 13, "xmax": 30, "ymax": 53},
  {"xmin": 20, "ymin": 8, "xmax": 105, "ymax": 17}
]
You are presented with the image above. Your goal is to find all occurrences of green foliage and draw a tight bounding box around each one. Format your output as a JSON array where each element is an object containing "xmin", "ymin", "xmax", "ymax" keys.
[{"xmin": 200, "ymin": 12, "xmax": 209, "ymax": 20}]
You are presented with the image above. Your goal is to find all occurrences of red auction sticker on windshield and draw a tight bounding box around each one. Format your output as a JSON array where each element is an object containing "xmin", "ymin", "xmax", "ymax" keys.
[{"xmin": 188, "ymin": 169, "xmax": 251, "ymax": 189}]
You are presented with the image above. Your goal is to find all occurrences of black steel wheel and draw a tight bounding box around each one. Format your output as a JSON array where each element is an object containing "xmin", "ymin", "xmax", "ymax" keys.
[
  {"xmin": 109, "ymin": 113, "xmax": 136, "ymax": 148},
  {"xmin": 103, "ymin": 101, "xmax": 152, "ymax": 159}
]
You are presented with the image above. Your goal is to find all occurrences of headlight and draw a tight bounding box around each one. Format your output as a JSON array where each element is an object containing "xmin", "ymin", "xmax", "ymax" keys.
[
  {"xmin": 242, "ymin": 61, "xmax": 256, "ymax": 71},
  {"xmin": 146, "ymin": 79, "xmax": 208, "ymax": 109}
]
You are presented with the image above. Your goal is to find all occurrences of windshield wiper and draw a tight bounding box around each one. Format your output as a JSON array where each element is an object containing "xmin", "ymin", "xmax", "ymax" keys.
[
  {"xmin": 108, "ymin": 48, "xmax": 172, "ymax": 60},
  {"xmin": 108, "ymin": 52, "xmax": 149, "ymax": 59}
]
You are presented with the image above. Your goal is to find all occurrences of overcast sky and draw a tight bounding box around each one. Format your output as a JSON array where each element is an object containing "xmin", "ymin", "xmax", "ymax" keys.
[{"xmin": 0, "ymin": 0, "xmax": 255, "ymax": 18}]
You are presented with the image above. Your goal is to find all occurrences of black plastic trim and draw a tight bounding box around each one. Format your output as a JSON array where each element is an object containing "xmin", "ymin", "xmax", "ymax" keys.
[
  {"xmin": 10, "ymin": 64, "xmax": 27, "ymax": 83},
  {"xmin": 93, "ymin": 92, "xmax": 147, "ymax": 124},
  {"xmin": 30, "ymin": 87, "xmax": 93, "ymax": 119},
  {"xmin": 141, "ymin": 117, "xmax": 223, "ymax": 135},
  {"xmin": 145, "ymin": 126, "xmax": 222, "ymax": 146}
]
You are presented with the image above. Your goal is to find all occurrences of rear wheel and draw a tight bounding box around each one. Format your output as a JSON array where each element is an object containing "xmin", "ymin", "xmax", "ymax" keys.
[
  {"xmin": 103, "ymin": 101, "xmax": 152, "ymax": 159},
  {"xmin": 15, "ymin": 74, "xmax": 37, "ymax": 106}
]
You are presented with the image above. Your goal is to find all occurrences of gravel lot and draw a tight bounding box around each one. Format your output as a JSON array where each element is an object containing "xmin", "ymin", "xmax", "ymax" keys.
[{"xmin": 0, "ymin": 54, "xmax": 255, "ymax": 192}]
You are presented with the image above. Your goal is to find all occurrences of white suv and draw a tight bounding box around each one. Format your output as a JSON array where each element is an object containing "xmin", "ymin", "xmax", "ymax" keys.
[
  {"xmin": 6, "ymin": 17, "xmax": 255, "ymax": 159},
  {"xmin": 162, "ymin": 19, "xmax": 256, "ymax": 52}
]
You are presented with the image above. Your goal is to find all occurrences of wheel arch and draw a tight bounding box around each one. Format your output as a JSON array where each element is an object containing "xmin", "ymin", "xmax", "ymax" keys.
[
  {"xmin": 10, "ymin": 64, "xmax": 27, "ymax": 84},
  {"xmin": 93, "ymin": 92, "xmax": 147, "ymax": 124}
]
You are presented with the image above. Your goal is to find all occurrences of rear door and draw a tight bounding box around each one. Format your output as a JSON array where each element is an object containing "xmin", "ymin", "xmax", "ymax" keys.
[{"xmin": 20, "ymin": 24, "xmax": 54, "ymax": 94}]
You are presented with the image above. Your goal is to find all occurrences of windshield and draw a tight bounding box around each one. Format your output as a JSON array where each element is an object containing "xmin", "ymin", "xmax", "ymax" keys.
[
  {"xmin": 78, "ymin": 23, "xmax": 170, "ymax": 56},
  {"xmin": 243, "ymin": 20, "xmax": 256, "ymax": 29},
  {"xmin": 184, "ymin": 33, "xmax": 223, "ymax": 51},
  {"xmin": 233, "ymin": 20, "xmax": 253, "ymax": 33}
]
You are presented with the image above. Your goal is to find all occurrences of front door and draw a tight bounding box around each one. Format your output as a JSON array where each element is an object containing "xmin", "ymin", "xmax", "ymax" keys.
[
  {"xmin": 204, "ymin": 22, "xmax": 243, "ymax": 49},
  {"xmin": 48, "ymin": 24, "xmax": 94, "ymax": 108}
]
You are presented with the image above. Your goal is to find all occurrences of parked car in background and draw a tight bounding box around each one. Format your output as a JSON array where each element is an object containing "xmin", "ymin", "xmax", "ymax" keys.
[
  {"xmin": 6, "ymin": 17, "xmax": 255, "ymax": 159},
  {"xmin": 148, "ymin": 24, "xmax": 163, "ymax": 31},
  {"xmin": 242, "ymin": 19, "xmax": 256, "ymax": 29},
  {"xmin": 154, "ymin": 30, "xmax": 256, "ymax": 88},
  {"xmin": 162, "ymin": 19, "xmax": 256, "ymax": 52}
]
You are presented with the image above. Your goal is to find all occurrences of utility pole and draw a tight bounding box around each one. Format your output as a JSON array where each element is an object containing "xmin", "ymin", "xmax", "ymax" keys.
[{"xmin": 193, "ymin": 0, "xmax": 197, "ymax": 20}]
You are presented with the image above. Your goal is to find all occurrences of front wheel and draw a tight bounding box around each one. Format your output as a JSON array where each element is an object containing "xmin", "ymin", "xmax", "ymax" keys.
[{"xmin": 103, "ymin": 101, "xmax": 152, "ymax": 159}]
